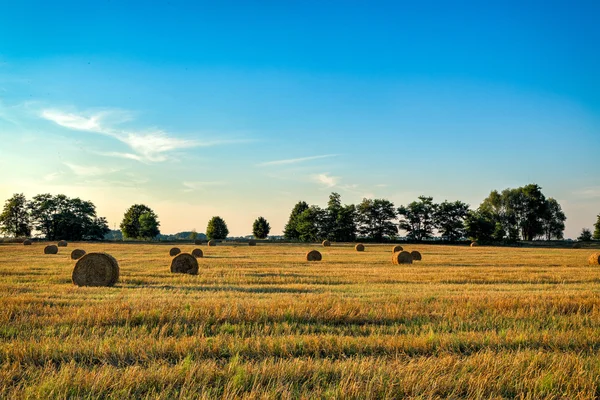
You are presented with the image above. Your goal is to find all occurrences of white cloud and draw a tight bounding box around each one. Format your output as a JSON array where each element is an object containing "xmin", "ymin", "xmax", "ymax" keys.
[
  {"xmin": 573, "ymin": 187, "xmax": 600, "ymax": 199},
  {"xmin": 41, "ymin": 108, "xmax": 246, "ymax": 163},
  {"xmin": 257, "ymin": 154, "xmax": 338, "ymax": 167},
  {"xmin": 313, "ymin": 173, "xmax": 339, "ymax": 188},
  {"xmin": 63, "ymin": 162, "xmax": 119, "ymax": 177},
  {"xmin": 182, "ymin": 181, "xmax": 226, "ymax": 192}
]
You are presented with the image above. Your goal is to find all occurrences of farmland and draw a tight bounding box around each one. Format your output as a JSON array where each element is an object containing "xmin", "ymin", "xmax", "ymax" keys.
[{"xmin": 1, "ymin": 243, "xmax": 599, "ymax": 399}]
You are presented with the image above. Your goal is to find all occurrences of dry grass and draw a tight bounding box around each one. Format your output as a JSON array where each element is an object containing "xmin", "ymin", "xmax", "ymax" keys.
[{"xmin": 1, "ymin": 242, "xmax": 599, "ymax": 398}]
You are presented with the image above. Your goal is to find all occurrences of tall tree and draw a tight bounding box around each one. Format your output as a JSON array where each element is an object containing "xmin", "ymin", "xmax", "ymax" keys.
[
  {"xmin": 540, "ymin": 198, "xmax": 566, "ymax": 240},
  {"xmin": 252, "ymin": 216, "xmax": 271, "ymax": 239},
  {"xmin": 397, "ymin": 196, "xmax": 437, "ymax": 242},
  {"xmin": 0, "ymin": 193, "xmax": 31, "ymax": 237},
  {"xmin": 295, "ymin": 206, "xmax": 326, "ymax": 242},
  {"xmin": 434, "ymin": 200, "xmax": 470, "ymax": 242},
  {"xmin": 324, "ymin": 193, "xmax": 357, "ymax": 242},
  {"xmin": 283, "ymin": 201, "xmax": 309, "ymax": 240},
  {"xmin": 206, "ymin": 216, "xmax": 229, "ymax": 240},
  {"xmin": 120, "ymin": 204, "xmax": 161, "ymax": 239},
  {"xmin": 356, "ymin": 198, "xmax": 397, "ymax": 241},
  {"xmin": 593, "ymin": 214, "xmax": 600, "ymax": 240},
  {"xmin": 464, "ymin": 210, "xmax": 495, "ymax": 243}
]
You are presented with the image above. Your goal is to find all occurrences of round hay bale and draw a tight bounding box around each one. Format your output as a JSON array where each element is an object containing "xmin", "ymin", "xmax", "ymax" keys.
[
  {"xmin": 306, "ymin": 250, "xmax": 322, "ymax": 262},
  {"xmin": 23, "ymin": 239, "xmax": 32, "ymax": 246},
  {"xmin": 392, "ymin": 245, "xmax": 403, "ymax": 253},
  {"xmin": 70, "ymin": 249, "xmax": 86, "ymax": 260},
  {"xmin": 169, "ymin": 247, "xmax": 181, "ymax": 257},
  {"xmin": 322, "ymin": 240, "xmax": 331, "ymax": 247},
  {"xmin": 72, "ymin": 253, "xmax": 119, "ymax": 287},
  {"xmin": 393, "ymin": 251, "xmax": 413, "ymax": 265},
  {"xmin": 589, "ymin": 253, "xmax": 600, "ymax": 266},
  {"xmin": 411, "ymin": 250, "xmax": 422, "ymax": 261},
  {"xmin": 192, "ymin": 248, "xmax": 203, "ymax": 258},
  {"xmin": 194, "ymin": 240, "xmax": 203, "ymax": 245},
  {"xmin": 470, "ymin": 242, "xmax": 479, "ymax": 247},
  {"xmin": 249, "ymin": 240, "xmax": 257, "ymax": 246},
  {"xmin": 355, "ymin": 243, "xmax": 365, "ymax": 252},
  {"xmin": 208, "ymin": 240, "xmax": 217, "ymax": 247},
  {"xmin": 572, "ymin": 242, "xmax": 582, "ymax": 249},
  {"xmin": 44, "ymin": 245, "xmax": 58, "ymax": 255},
  {"xmin": 170, "ymin": 253, "xmax": 199, "ymax": 274},
  {"xmin": 57, "ymin": 240, "xmax": 68, "ymax": 247}
]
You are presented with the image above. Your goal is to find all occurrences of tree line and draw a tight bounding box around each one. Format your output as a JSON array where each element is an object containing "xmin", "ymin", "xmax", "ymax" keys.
[{"xmin": 1, "ymin": 184, "xmax": 598, "ymax": 242}]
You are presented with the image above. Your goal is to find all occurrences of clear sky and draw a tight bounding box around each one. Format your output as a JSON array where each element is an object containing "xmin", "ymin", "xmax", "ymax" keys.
[{"xmin": 0, "ymin": 0, "xmax": 598, "ymax": 238}]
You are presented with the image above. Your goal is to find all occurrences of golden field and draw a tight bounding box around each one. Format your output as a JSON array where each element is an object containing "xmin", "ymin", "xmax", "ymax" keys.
[{"xmin": 1, "ymin": 242, "xmax": 599, "ymax": 399}]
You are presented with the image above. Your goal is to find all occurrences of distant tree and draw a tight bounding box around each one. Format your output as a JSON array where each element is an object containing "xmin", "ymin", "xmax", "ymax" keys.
[
  {"xmin": 356, "ymin": 198, "xmax": 397, "ymax": 241},
  {"xmin": 252, "ymin": 217, "xmax": 271, "ymax": 239},
  {"xmin": 540, "ymin": 198, "xmax": 566, "ymax": 240},
  {"xmin": 578, "ymin": 228, "xmax": 592, "ymax": 242},
  {"xmin": 295, "ymin": 206, "xmax": 326, "ymax": 242},
  {"xmin": 29, "ymin": 194, "xmax": 108, "ymax": 240},
  {"xmin": 189, "ymin": 229, "xmax": 198, "ymax": 241},
  {"xmin": 593, "ymin": 215, "xmax": 600, "ymax": 240},
  {"xmin": 464, "ymin": 210, "xmax": 495, "ymax": 243},
  {"xmin": 283, "ymin": 201, "xmax": 309, "ymax": 240},
  {"xmin": 434, "ymin": 200, "xmax": 470, "ymax": 242},
  {"xmin": 206, "ymin": 216, "xmax": 229, "ymax": 240},
  {"xmin": 397, "ymin": 196, "xmax": 437, "ymax": 242},
  {"xmin": 0, "ymin": 193, "xmax": 31, "ymax": 237},
  {"xmin": 120, "ymin": 204, "xmax": 161, "ymax": 240},
  {"xmin": 324, "ymin": 192, "xmax": 357, "ymax": 242}
]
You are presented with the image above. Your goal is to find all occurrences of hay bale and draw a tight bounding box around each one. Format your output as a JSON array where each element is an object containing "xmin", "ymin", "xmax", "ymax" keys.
[
  {"xmin": 572, "ymin": 242, "xmax": 582, "ymax": 249},
  {"xmin": 208, "ymin": 240, "xmax": 217, "ymax": 247},
  {"xmin": 411, "ymin": 250, "xmax": 422, "ymax": 261},
  {"xmin": 306, "ymin": 250, "xmax": 322, "ymax": 262},
  {"xmin": 169, "ymin": 247, "xmax": 181, "ymax": 256},
  {"xmin": 393, "ymin": 251, "xmax": 413, "ymax": 265},
  {"xmin": 23, "ymin": 239, "xmax": 32, "ymax": 246},
  {"xmin": 589, "ymin": 253, "xmax": 600, "ymax": 266},
  {"xmin": 194, "ymin": 240, "xmax": 203, "ymax": 245},
  {"xmin": 322, "ymin": 240, "xmax": 331, "ymax": 247},
  {"xmin": 192, "ymin": 248, "xmax": 203, "ymax": 258},
  {"xmin": 70, "ymin": 249, "xmax": 86, "ymax": 260},
  {"xmin": 355, "ymin": 243, "xmax": 365, "ymax": 252},
  {"xmin": 44, "ymin": 245, "xmax": 58, "ymax": 255},
  {"xmin": 249, "ymin": 240, "xmax": 257, "ymax": 246},
  {"xmin": 470, "ymin": 242, "xmax": 478, "ymax": 247},
  {"xmin": 57, "ymin": 240, "xmax": 68, "ymax": 247},
  {"xmin": 170, "ymin": 253, "xmax": 199, "ymax": 274},
  {"xmin": 392, "ymin": 245, "xmax": 403, "ymax": 253},
  {"xmin": 72, "ymin": 252, "xmax": 119, "ymax": 287}
]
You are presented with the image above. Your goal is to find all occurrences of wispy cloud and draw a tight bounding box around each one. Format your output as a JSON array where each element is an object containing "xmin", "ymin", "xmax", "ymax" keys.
[
  {"xmin": 573, "ymin": 187, "xmax": 600, "ymax": 199},
  {"xmin": 43, "ymin": 172, "xmax": 62, "ymax": 182},
  {"xmin": 63, "ymin": 162, "xmax": 119, "ymax": 177},
  {"xmin": 257, "ymin": 154, "xmax": 338, "ymax": 167},
  {"xmin": 182, "ymin": 181, "xmax": 226, "ymax": 192},
  {"xmin": 41, "ymin": 108, "xmax": 247, "ymax": 163},
  {"xmin": 313, "ymin": 173, "xmax": 339, "ymax": 188}
]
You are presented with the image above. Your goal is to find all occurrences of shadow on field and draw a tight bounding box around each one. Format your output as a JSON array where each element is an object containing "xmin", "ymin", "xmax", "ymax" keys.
[{"xmin": 121, "ymin": 284, "xmax": 319, "ymax": 294}]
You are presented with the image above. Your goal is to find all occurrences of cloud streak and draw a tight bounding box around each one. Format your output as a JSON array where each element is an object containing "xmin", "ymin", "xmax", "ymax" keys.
[
  {"xmin": 63, "ymin": 162, "xmax": 119, "ymax": 177},
  {"xmin": 257, "ymin": 154, "xmax": 338, "ymax": 167}
]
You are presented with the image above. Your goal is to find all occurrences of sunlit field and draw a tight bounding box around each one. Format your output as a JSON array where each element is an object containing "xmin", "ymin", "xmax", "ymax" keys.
[{"xmin": 1, "ymin": 242, "xmax": 599, "ymax": 399}]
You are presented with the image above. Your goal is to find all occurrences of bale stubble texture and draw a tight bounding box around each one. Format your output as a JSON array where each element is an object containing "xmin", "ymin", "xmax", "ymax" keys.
[
  {"xmin": 192, "ymin": 248, "xmax": 203, "ymax": 258},
  {"xmin": 169, "ymin": 247, "xmax": 181, "ymax": 256},
  {"xmin": 57, "ymin": 240, "xmax": 68, "ymax": 247},
  {"xmin": 44, "ymin": 245, "xmax": 58, "ymax": 255},
  {"xmin": 72, "ymin": 253, "xmax": 119, "ymax": 287},
  {"xmin": 249, "ymin": 240, "xmax": 257, "ymax": 246},
  {"xmin": 589, "ymin": 253, "xmax": 600, "ymax": 266},
  {"xmin": 393, "ymin": 251, "xmax": 413, "ymax": 265},
  {"xmin": 23, "ymin": 239, "xmax": 32, "ymax": 246},
  {"xmin": 355, "ymin": 243, "xmax": 365, "ymax": 252},
  {"xmin": 306, "ymin": 250, "xmax": 322, "ymax": 262},
  {"xmin": 411, "ymin": 250, "xmax": 422, "ymax": 261},
  {"xmin": 70, "ymin": 249, "xmax": 86, "ymax": 260},
  {"xmin": 208, "ymin": 240, "xmax": 217, "ymax": 247},
  {"xmin": 322, "ymin": 240, "xmax": 331, "ymax": 247},
  {"xmin": 392, "ymin": 245, "xmax": 403, "ymax": 253},
  {"xmin": 470, "ymin": 242, "xmax": 479, "ymax": 247},
  {"xmin": 170, "ymin": 253, "xmax": 199, "ymax": 274}
]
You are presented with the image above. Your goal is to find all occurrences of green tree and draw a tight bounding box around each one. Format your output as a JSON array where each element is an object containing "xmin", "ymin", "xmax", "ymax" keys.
[
  {"xmin": 283, "ymin": 201, "xmax": 309, "ymax": 240},
  {"xmin": 0, "ymin": 193, "xmax": 31, "ymax": 237},
  {"xmin": 578, "ymin": 228, "xmax": 592, "ymax": 242},
  {"xmin": 434, "ymin": 200, "xmax": 470, "ymax": 242},
  {"xmin": 28, "ymin": 194, "xmax": 108, "ymax": 240},
  {"xmin": 252, "ymin": 217, "xmax": 271, "ymax": 239},
  {"xmin": 464, "ymin": 210, "xmax": 495, "ymax": 243},
  {"xmin": 206, "ymin": 216, "xmax": 229, "ymax": 240},
  {"xmin": 540, "ymin": 198, "xmax": 566, "ymax": 240},
  {"xmin": 295, "ymin": 206, "xmax": 326, "ymax": 242},
  {"xmin": 397, "ymin": 196, "xmax": 437, "ymax": 242},
  {"xmin": 324, "ymin": 193, "xmax": 357, "ymax": 242},
  {"xmin": 120, "ymin": 204, "xmax": 161, "ymax": 239},
  {"xmin": 356, "ymin": 198, "xmax": 397, "ymax": 241},
  {"xmin": 189, "ymin": 229, "xmax": 198, "ymax": 241},
  {"xmin": 593, "ymin": 215, "xmax": 600, "ymax": 240}
]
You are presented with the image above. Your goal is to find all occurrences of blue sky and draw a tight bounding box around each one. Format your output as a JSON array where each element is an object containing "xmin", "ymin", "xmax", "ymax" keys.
[{"xmin": 0, "ymin": 0, "xmax": 598, "ymax": 237}]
